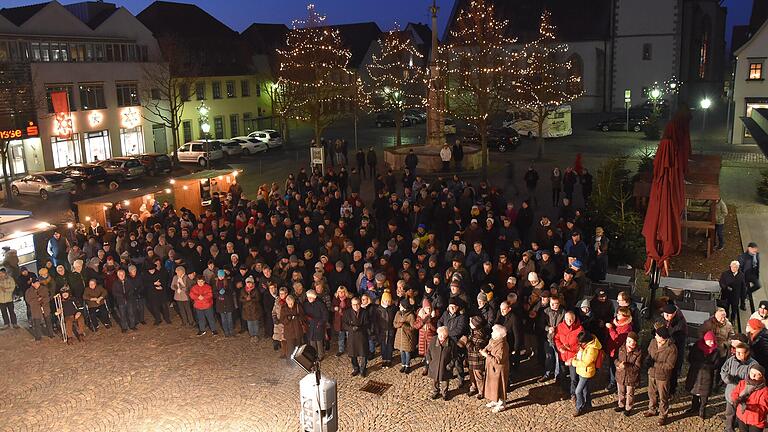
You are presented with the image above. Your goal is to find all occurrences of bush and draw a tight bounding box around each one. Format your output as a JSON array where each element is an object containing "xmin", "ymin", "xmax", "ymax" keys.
[{"xmin": 586, "ymin": 157, "xmax": 645, "ymax": 267}]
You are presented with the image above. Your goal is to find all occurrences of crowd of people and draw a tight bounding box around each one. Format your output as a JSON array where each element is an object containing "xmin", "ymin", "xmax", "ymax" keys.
[{"xmin": 1, "ymin": 150, "xmax": 765, "ymax": 430}]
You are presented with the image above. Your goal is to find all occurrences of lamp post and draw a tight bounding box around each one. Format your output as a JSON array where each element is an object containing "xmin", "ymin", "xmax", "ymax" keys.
[
  {"xmin": 198, "ymin": 102, "xmax": 211, "ymax": 167},
  {"xmin": 699, "ymin": 97, "xmax": 712, "ymax": 130}
]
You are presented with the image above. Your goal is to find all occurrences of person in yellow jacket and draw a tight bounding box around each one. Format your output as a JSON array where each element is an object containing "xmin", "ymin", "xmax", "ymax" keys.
[{"xmin": 568, "ymin": 330, "xmax": 602, "ymax": 417}]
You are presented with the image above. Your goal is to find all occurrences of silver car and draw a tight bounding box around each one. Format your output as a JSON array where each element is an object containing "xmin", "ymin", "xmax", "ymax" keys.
[
  {"xmin": 177, "ymin": 141, "xmax": 225, "ymax": 166},
  {"xmin": 96, "ymin": 157, "xmax": 146, "ymax": 181},
  {"xmin": 248, "ymin": 130, "xmax": 283, "ymax": 149},
  {"xmin": 11, "ymin": 171, "xmax": 74, "ymax": 200}
]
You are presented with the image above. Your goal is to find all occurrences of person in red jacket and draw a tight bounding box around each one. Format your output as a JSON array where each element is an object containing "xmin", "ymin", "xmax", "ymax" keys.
[
  {"xmin": 605, "ymin": 307, "xmax": 633, "ymax": 391},
  {"xmin": 555, "ymin": 310, "xmax": 583, "ymax": 400},
  {"xmin": 190, "ymin": 276, "xmax": 217, "ymax": 336},
  {"xmin": 732, "ymin": 363, "xmax": 768, "ymax": 432}
]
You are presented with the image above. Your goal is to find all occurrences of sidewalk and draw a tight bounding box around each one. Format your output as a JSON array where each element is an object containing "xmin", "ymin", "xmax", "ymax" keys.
[{"xmin": 738, "ymin": 210, "xmax": 768, "ymax": 321}]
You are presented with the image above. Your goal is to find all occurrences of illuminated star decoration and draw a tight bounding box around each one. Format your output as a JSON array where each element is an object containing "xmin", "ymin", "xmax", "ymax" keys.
[
  {"xmin": 54, "ymin": 112, "xmax": 74, "ymax": 138},
  {"xmin": 122, "ymin": 108, "xmax": 141, "ymax": 129}
]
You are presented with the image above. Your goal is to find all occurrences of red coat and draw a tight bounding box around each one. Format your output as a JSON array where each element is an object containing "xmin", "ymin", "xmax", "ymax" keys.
[
  {"xmin": 731, "ymin": 380, "xmax": 768, "ymax": 428},
  {"xmin": 189, "ymin": 283, "xmax": 214, "ymax": 310},
  {"xmin": 554, "ymin": 320, "xmax": 583, "ymax": 363},
  {"xmin": 414, "ymin": 308, "xmax": 439, "ymax": 356},
  {"xmin": 606, "ymin": 318, "xmax": 633, "ymax": 357},
  {"xmin": 332, "ymin": 296, "xmax": 350, "ymax": 332}
]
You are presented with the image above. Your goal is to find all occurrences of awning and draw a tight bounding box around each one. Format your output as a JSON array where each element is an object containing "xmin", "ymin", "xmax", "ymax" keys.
[
  {"xmin": 740, "ymin": 116, "xmax": 768, "ymax": 158},
  {"xmin": 0, "ymin": 209, "xmax": 56, "ymax": 243},
  {"xmin": 0, "ymin": 209, "xmax": 32, "ymax": 225}
]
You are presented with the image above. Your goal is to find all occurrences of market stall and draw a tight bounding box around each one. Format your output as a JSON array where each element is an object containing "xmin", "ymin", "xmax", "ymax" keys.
[
  {"xmin": 170, "ymin": 169, "xmax": 240, "ymax": 216},
  {"xmin": 75, "ymin": 187, "xmax": 170, "ymax": 228},
  {"xmin": 0, "ymin": 209, "xmax": 57, "ymax": 273}
]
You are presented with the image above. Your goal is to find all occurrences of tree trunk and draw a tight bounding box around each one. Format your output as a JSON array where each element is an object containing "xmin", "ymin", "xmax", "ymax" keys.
[
  {"xmin": 395, "ymin": 111, "xmax": 403, "ymax": 147},
  {"xmin": 480, "ymin": 119, "xmax": 488, "ymax": 181},
  {"xmin": 0, "ymin": 142, "xmax": 14, "ymax": 205},
  {"xmin": 536, "ymin": 111, "xmax": 545, "ymax": 160}
]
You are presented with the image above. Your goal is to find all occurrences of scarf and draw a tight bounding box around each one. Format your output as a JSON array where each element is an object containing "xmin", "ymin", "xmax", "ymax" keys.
[
  {"xmin": 738, "ymin": 378, "xmax": 766, "ymax": 411},
  {"xmin": 697, "ymin": 331, "xmax": 717, "ymax": 356}
]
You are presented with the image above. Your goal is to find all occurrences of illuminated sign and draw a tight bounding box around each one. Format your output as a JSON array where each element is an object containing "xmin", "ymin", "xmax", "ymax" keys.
[
  {"xmin": 121, "ymin": 107, "xmax": 140, "ymax": 129},
  {"xmin": 53, "ymin": 112, "xmax": 74, "ymax": 138},
  {"xmin": 88, "ymin": 111, "xmax": 104, "ymax": 127},
  {"xmin": 0, "ymin": 121, "xmax": 40, "ymax": 140}
]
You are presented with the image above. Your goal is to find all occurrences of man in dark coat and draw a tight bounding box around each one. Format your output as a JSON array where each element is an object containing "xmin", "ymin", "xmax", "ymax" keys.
[
  {"xmin": 738, "ymin": 242, "xmax": 760, "ymax": 312},
  {"xmin": 427, "ymin": 326, "xmax": 456, "ymax": 400},
  {"xmin": 497, "ymin": 296, "xmax": 524, "ymax": 370},
  {"xmin": 303, "ymin": 290, "xmax": 328, "ymax": 359},
  {"xmin": 343, "ymin": 297, "xmax": 371, "ymax": 377},
  {"xmin": 371, "ymin": 292, "xmax": 398, "ymax": 367},
  {"xmin": 405, "ymin": 149, "xmax": 419, "ymax": 175},
  {"xmin": 366, "ymin": 147, "xmax": 378, "ymax": 180},
  {"xmin": 661, "ymin": 303, "xmax": 688, "ymax": 394},
  {"xmin": 46, "ymin": 231, "xmax": 69, "ymax": 269},
  {"xmin": 112, "ymin": 268, "xmax": 136, "ymax": 332},
  {"xmin": 437, "ymin": 298, "xmax": 469, "ymax": 381},
  {"xmin": 719, "ymin": 260, "xmax": 747, "ymax": 330},
  {"xmin": 143, "ymin": 263, "xmax": 170, "ymax": 325}
]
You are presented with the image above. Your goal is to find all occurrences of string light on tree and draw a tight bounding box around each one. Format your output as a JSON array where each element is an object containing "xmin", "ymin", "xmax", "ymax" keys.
[{"xmin": 364, "ymin": 25, "xmax": 427, "ymax": 146}]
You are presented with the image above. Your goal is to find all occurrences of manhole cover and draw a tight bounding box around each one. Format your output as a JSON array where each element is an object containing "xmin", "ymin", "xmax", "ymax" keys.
[{"xmin": 360, "ymin": 380, "xmax": 391, "ymax": 396}]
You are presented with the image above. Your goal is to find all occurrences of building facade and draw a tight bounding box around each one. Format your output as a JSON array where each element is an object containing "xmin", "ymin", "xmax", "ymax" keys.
[
  {"xmin": 0, "ymin": 1, "xmax": 166, "ymax": 172},
  {"xmin": 731, "ymin": 19, "xmax": 768, "ymax": 145}
]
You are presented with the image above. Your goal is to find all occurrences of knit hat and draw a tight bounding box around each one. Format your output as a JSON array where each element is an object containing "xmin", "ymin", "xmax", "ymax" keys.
[
  {"xmin": 217, "ymin": 269, "xmax": 226, "ymax": 278},
  {"xmin": 751, "ymin": 364, "xmax": 766, "ymax": 377},
  {"xmin": 381, "ymin": 290, "xmax": 392, "ymax": 304},
  {"xmin": 477, "ymin": 292, "xmax": 488, "ymax": 303},
  {"xmin": 470, "ymin": 315, "xmax": 486, "ymax": 329},
  {"xmin": 703, "ymin": 331, "xmax": 717, "ymax": 344},
  {"xmin": 449, "ymin": 297, "xmax": 463, "ymax": 308},
  {"xmin": 655, "ymin": 327, "xmax": 670, "ymax": 339},
  {"xmin": 399, "ymin": 298, "xmax": 411, "ymax": 311},
  {"xmin": 527, "ymin": 272, "xmax": 539, "ymax": 283},
  {"xmin": 245, "ymin": 276, "xmax": 255, "ymax": 284},
  {"xmin": 749, "ymin": 318, "xmax": 766, "ymax": 332},
  {"xmin": 579, "ymin": 299, "xmax": 590, "ymax": 309},
  {"xmin": 626, "ymin": 331, "xmax": 638, "ymax": 342},
  {"xmin": 571, "ymin": 260, "xmax": 582, "ymax": 269},
  {"xmin": 662, "ymin": 303, "xmax": 677, "ymax": 314},
  {"xmin": 761, "ymin": 300, "xmax": 768, "ymax": 310}
]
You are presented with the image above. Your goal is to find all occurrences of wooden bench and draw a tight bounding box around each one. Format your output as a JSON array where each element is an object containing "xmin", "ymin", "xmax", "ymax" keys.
[{"xmin": 681, "ymin": 220, "xmax": 715, "ymax": 257}]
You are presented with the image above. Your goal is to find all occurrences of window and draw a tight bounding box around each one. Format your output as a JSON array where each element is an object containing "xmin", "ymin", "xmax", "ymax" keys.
[
  {"xmin": 229, "ymin": 114, "xmax": 239, "ymax": 137},
  {"xmin": 241, "ymin": 80, "xmax": 250, "ymax": 97},
  {"xmin": 31, "ymin": 42, "xmax": 40, "ymax": 61},
  {"xmin": 106, "ymin": 44, "xmax": 114, "ymax": 61},
  {"xmin": 212, "ymin": 81, "xmax": 222, "ymax": 99},
  {"xmin": 698, "ymin": 32, "xmax": 709, "ymax": 79},
  {"xmin": 116, "ymin": 83, "xmax": 140, "ymax": 107},
  {"xmin": 182, "ymin": 120, "xmax": 192, "ymax": 143},
  {"xmin": 150, "ymin": 88, "xmax": 161, "ymax": 100},
  {"xmin": 40, "ymin": 42, "xmax": 50, "ymax": 62},
  {"xmin": 79, "ymin": 84, "xmax": 106, "ymax": 110},
  {"xmin": 93, "ymin": 44, "xmax": 104, "ymax": 61},
  {"xmin": 642, "ymin": 43, "xmax": 652, "ymax": 61},
  {"xmin": 243, "ymin": 112, "xmax": 255, "ymax": 134},
  {"xmin": 196, "ymin": 82, "xmax": 206, "ymax": 100},
  {"xmin": 749, "ymin": 62, "xmax": 764, "ymax": 80},
  {"xmin": 51, "ymin": 134, "xmax": 81, "ymax": 168},
  {"xmin": 226, "ymin": 81, "xmax": 236, "ymax": 98},
  {"xmin": 255, "ymin": 83, "xmax": 261, "ymax": 97},
  {"xmin": 178, "ymin": 84, "xmax": 189, "ymax": 101},
  {"xmin": 120, "ymin": 126, "xmax": 145, "ymax": 155},
  {"xmin": 45, "ymin": 85, "xmax": 76, "ymax": 113},
  {"xmin": 83, "ymin": 130, "xmax": 111, "ymax": 162},
  {"xmin": 213, "ymin": 116, "xmax": 224, "ymax": 139}
]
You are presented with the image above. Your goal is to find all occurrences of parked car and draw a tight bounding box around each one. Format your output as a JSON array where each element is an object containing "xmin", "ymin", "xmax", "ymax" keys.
[
  {"xmin": 247, "ymin": 130, "xmax": 283, "ymax": 149},
  {"xmin": 463, "ymin": 127, "xmax": 521, "ymax": 152},
  {"xmin": 595, "ymin": 116, "xmax": 649, "ymax": 132},
  {"xmin": 11, "ymin": 171, "xmax": 74, "ymax": 200},
  {"xmin": 219, "ymin": 139, "xmax": 244, "ymax": 158},
  {"xmin": 230, "ymin": 136, "xmax": 268, "ymax": 155},
  {"xmin": 444, "ymin": 118, "xmax": 457, "ymax": 135},
  {"xmin": 375, "ymin": 113, "xmax": 412, "ymax": 128},
  {"xmin": 403, "ymin": 112, "xmax": 422, "ymax": 125},
  {"xmin": 177, "ymin": 141, "xmax": 224, "ymax": 166},
  {"xmin": 139, "ymin": 153, "xmax": 172, "ymax": 176},
  {"xmin": 405, "ymin": 108, "xmax": 427, "ymax": 122},
  {"xmin": 58, "ymin": 164, "xmax": 109, "ymax": 190},
  {"xmin": 632, "ymin": 99, "xmax": 670, "ymax": 117},
  {"xmin": 96, "ymin": 157, "xmax": 146, "ymax": 181}
]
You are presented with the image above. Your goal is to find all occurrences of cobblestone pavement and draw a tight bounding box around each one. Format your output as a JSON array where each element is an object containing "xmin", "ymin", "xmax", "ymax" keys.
[{"xmin": 0, "ymin": 303, "xmax": 726, "ymax": 432}]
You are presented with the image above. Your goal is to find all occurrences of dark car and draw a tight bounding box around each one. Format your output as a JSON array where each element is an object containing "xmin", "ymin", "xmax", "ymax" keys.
[
  {"xmin": 139, "ymin": 153, "xmax": 172, "ymax": 176},
  {"xmin": 58, "ymin": 164, "xmax": 108, "ymax": 190},
  {"xmin": 375, "ymin": 113, "xmax": 411, "ymax": 128},
  {"xmin": 595, "ymin": 116, "xmax": 649, "ymax": 132},
  {"xmin": 463, "ymin": 127, "xmax": 520, "ymax": 152}
]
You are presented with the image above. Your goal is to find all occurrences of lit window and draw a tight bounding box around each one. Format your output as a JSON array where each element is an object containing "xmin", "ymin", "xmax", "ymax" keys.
[{"xmin": 749, "ymin": 63, "xmax": 763, "ymax": 80}]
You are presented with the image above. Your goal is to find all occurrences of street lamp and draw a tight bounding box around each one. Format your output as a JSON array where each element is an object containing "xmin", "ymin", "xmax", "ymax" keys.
[
  {"xmin": 198, "ymin": 102, "xmax": 211, "ymax": 167},
  {"xmin": 649, "ymin": 88, "xmax": 662, "ymax": 101},
  {"xmin": 699, "ymin": 97, "xmax": 712, "ymax": 131}
]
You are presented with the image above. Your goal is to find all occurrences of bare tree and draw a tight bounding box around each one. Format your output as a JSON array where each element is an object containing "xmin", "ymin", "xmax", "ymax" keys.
[
  {"xmin": 440, "ymin": 0, "xmax": 517, "ymax": 179},
  {"xmin": 140, "ymin": 36, "xmax": 197, "ymax": 161},
  {"xmin": 0, "ymin": 63, "xmax": 45, "ymax": 204},
  {"xmin": 512, "ymin": 10, "xmax": 583, "ymax": 160}
]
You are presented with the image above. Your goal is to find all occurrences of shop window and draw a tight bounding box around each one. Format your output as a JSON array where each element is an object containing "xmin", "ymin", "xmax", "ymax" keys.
[
  {"xmin": 83, "ymin": 130, "xmax": 111, "ymax": 162},
  {"xmin": 120, "ymin": 126, "xmax": 145, "ymax": 155},
  {"xmin": 51, "ymin": 134, "xmax": 81, "ymax": 168}
]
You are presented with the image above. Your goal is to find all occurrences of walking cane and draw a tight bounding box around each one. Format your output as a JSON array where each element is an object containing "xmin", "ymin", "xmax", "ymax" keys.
[
  {"xmin": 54, "ymin": 294, "xmax": 67, "ymax": 343},
  {"xmin": 84, "ymin": 303, "xmax": 96, "ymax": 332}
]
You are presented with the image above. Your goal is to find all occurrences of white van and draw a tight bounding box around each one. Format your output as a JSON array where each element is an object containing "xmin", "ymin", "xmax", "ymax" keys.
[{"xmin": 502, "ymin": 105, "xmax": 572, "ymax": 138}]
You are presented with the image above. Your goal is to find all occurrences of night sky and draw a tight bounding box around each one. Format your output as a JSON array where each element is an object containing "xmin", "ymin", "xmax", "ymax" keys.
[{"xmin": 2, "ymin": 0, "xmax": 754, "ymax": 43}]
